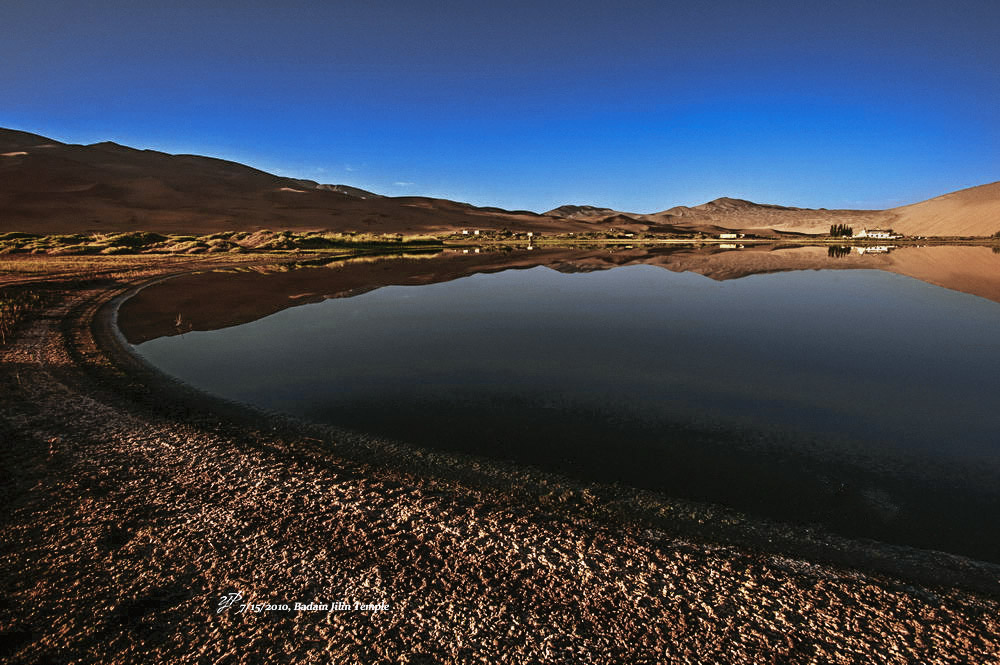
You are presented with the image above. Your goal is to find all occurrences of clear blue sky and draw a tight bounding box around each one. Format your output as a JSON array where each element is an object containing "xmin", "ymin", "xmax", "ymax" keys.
[{"xmin": 2, "ymin": 0, "xmax": 998, "ymax": 212}]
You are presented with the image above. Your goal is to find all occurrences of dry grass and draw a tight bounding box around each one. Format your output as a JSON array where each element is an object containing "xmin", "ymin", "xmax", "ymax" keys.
[
  {"xmin": 0, "ymin": 287, "xmax": 47, "ymax": 345},
  {"xmin": 0, "ymin": 230, "xmax": 445, "ymax": 257}
]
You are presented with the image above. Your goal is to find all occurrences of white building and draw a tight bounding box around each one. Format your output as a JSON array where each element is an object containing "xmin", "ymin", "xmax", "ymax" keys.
[{"xmin": 854, "ymin": 228, "xmax": 899, "ymax": 239}]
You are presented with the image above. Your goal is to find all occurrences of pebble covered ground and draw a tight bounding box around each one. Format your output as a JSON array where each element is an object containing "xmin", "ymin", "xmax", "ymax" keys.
[{"xmin": 1, "ymin": 270, "xmax": 999, "ymax": 664}]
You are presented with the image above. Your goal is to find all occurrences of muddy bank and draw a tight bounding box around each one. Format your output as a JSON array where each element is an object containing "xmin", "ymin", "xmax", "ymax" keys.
[{"xmin": 1, "ymin": 258, "xmax": 999, "ymax": 664}]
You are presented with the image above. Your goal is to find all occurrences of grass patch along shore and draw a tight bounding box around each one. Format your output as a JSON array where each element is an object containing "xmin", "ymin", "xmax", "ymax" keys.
[{"xmin": 0, "ymin": 230, "xmax": 446, "ymax": 256}]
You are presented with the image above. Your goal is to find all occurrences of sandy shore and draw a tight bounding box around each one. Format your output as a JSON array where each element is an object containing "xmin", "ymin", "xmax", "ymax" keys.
[{"xmin": 1, "ymin": 259, "xmax": 999, "ymax": 664}]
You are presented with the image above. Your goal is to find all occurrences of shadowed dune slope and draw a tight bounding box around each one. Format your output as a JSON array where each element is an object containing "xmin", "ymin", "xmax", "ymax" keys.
[{"xmin": 0, "ymin": 129, "xmax": 580, "ymax": 236}]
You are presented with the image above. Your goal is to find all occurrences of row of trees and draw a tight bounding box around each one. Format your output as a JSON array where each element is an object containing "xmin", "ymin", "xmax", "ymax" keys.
[{"xmin": 830, "ymin": 224, "xmax": 854, "ymax": 237}]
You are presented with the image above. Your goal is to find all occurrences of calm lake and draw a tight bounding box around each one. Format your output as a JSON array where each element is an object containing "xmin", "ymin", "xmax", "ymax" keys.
[{"xmin": 121, "ymin": 245, "xmax": 1000, "ymax": 561}]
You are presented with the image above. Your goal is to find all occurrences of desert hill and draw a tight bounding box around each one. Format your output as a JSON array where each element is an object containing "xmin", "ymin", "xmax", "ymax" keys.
[
  {"xmin": 0, "ymin": 128, "xmax": 582, "ymax": 236},
  {"xmin": 543, "ymin": 204, "xmax": 736, "ymax": 236},
  {"xmin": 2, "ymin": 128, "xmax": 998, "ymax": 237},
  {"xmin": 544, "ymin": 205, "xmax": 638, "ymax": 221},
  {"xmin": 546, "ymin": 196, "xmax": 887, "ymax": 236},
  {"xmin": 312, "ymin": 184, "xmax": 382, "ymax": 199},
  {"xmin": 887, "ymin": 181, "xmax": 1000, "ymax": 237},
  {"xmin": 658, "ymin": 197, "xmax": 799, "ymax": 216},
  {"xmin": 548, "ymin": 186, "xmax": 1000, "ymax": 237}
]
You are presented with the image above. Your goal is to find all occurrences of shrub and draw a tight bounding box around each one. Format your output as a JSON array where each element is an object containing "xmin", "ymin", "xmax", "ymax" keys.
[{"xmin": 105, "ymin": 232, "xmax": 167, "ymax": 248}]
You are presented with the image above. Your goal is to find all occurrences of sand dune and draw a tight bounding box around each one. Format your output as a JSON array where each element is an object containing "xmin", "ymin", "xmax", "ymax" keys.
[
  {"xmin": 546, "ymin": 197, "xmax": 890, "ymax": 236},
  {"xmin": 886, "ymin": 181, "xmax": 1000, "ymax": 237},
  {"xmin": 3, "ymin": 127, "xmax": 998, "ymax": 237},
  {"xmin": 544, "ymin": 204, "xmax": 631, "ymax": 220},
  {"xmin": 0, "ymin": 129, "xmax": 579, "ymax": 236},
  {"xmin": 548, "ymin": 188, "xmax": 1000, "ymax": 238},
  {"xmin": 649, "ymin": 198, "xmax": 886, "ymax": 235}
]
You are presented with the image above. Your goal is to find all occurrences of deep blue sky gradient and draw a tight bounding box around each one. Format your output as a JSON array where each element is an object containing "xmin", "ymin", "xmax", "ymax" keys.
[{"xmin": 2, "ymin": 0, "xmax": 998, "ymax": 212}]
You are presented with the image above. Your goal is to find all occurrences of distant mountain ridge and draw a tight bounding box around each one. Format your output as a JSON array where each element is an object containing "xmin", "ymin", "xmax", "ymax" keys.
[
  {"xmin": 544, "ymin": 197, "xmax": 876, "ymax": 236},
  {"xmin": 2, "ymin": 128, "xmax": 998, "ymax": 237},
  {"xmin": 548, "ymin": 185, "xmax": 1000, "ymax": 237}
]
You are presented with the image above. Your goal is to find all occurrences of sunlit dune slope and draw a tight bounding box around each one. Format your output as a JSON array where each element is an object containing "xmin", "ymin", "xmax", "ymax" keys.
[{"xmin": 886, "ymin": 181, "xmax": 1000, "ymax": 237}]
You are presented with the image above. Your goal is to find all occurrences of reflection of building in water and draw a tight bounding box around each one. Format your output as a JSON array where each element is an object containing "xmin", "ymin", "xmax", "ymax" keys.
[
  {"xmin": 855, "ymin": 245, "xmax": 896, "ymax": 255},
  {"xmin": 853, "ymin": 228, "xmax": 900, "ymax": 239}
]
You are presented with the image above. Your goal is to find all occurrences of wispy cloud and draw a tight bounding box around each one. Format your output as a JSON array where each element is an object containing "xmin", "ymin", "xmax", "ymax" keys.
[
  {"xmin": 344, "ymin": 165, "xmax": 357, "ymax": 172},
  {"xmin": 394, "ymin": 181, "xmax": 414, "ymax": 187}
]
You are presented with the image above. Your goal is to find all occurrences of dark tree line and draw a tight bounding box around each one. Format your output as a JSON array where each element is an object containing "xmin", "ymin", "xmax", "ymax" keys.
[{"xmin": 830, "ymin": 224, "xmax": 854, "ymax": 237}]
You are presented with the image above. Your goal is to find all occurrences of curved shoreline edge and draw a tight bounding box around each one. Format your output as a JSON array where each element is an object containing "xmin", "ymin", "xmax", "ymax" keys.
[{"xmin": 2, "ymin": 259, "xmax": 999, "ymax": 663}]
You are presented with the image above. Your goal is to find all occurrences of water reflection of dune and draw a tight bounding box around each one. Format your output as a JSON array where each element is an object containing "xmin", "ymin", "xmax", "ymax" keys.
[
  {"xmin": 634, "ymin": 245, "xmax": 1000, "ymax": 303},
  {"xmin": 882, "ymin": 246, "xmax": 1000, "ymax": 304},
  {"xmin": 119, "ymin": 244, "xmax": 1000, "ymax": 344}
]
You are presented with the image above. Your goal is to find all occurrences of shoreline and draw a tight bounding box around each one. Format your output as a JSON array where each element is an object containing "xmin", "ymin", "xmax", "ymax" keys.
[
  {"xmin": 2, "ymin": 228, "xmax": 998, "ymax": 262},
  {"xmin": 2, "ymin": 256, "xmax": 999, "ymax": 663}
]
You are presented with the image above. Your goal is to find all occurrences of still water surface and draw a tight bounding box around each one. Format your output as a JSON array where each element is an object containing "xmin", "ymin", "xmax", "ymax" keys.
[{"xmin": 128, "ymin": 249, "xmax": 1000, "ymax": 560}]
